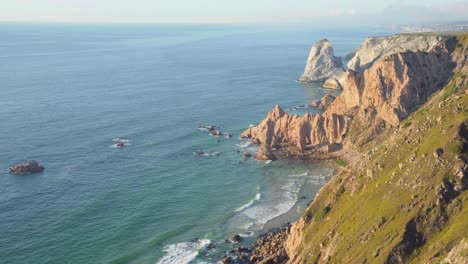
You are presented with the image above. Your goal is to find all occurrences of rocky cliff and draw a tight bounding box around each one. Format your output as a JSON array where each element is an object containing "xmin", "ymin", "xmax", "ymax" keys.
[
  {"xmin": 243, "ymin": 35, "xmax": 455, "ymax": 154},
  {"xmin": 298, "ymin": 39, "xmax": 344, "ymax": 83},
  {"xmin": 249, "ymin": 33, "xmax": 468, "ymax": 264},
  {"xmin": 346, "ymin": 34, "xmax": 451, "ymax": 72}
]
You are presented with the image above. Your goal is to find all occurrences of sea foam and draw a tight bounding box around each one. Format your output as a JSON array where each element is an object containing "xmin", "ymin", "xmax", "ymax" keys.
[
  {"xmin": 235, "ymin": 192, "xmax": 261, "ymax": 212},
  {"xmin": 156, "ymin": 239, "xmax": 210, "ymax": 264}
]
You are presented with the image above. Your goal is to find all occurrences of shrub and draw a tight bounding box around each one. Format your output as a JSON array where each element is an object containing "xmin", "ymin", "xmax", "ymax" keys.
[
  {"xmin": 334, "ymin": 158, "xmax": 348, "ymax": 167},
  {"xmin": 447, "ymin": 141, "xmax": 464, "ymax": 154},
  {"xmin": 402, "ymin": 120, "xmax": 412, "ymax": 128},
  {"xmin": 335, "ymin": 186, "xmax": 345, "ymax": 200},
  {"xmin": 314, "ymin": 205, "xmax": 330, "ymax": 222},
  {"xmin": 443, "ymin": 82, "xmax": 457, "ymax": 99}
]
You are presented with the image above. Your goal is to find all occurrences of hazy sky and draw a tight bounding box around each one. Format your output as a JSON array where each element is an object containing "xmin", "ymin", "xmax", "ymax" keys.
[{"xmin": 0, "ymin": 0, "xmax": 467, "ymax": 24}]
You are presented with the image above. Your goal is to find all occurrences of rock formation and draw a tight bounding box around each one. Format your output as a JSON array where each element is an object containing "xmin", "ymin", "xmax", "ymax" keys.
[
  {"xmin": 243, "ymin": 35, "xmax": 454, "ymax": 155},
  {"xmin": 241, "ymin": 105, "xmax": 347, "ymax": 153},
  {"xmin": 248, "ymin": 33, "xmax": 468, "ymax": 264},
  {"xmin": 346, "ymin": 34, "xmax": 450, "ymax": 72},
  {"xmin": 255, "ymin": 144, "xmax": 277, "ymax": 160},
  {"xmin": 309, "ymin": 94, "xmax": 335, "ymax": 110},
  {"xmin": 322, "ymin": 77, "xmax": 341, "ymax": 89},
  {"xmin": 298, "ymin": 39, "xmax": 344, "ymax": 82},
  {"xmin": 8, "ymin": 161, "xmax": 45, "ymax": 175}
]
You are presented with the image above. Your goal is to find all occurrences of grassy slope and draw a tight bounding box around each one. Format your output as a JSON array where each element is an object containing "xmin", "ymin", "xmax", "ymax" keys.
[{"xmin": 295, "ymin": 36, "xmax": 468, "ymax": 263}]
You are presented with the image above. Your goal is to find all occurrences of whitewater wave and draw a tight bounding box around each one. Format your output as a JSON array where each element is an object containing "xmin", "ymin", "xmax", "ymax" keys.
[
  {"xmin": 112, "ymin": 138, "xmax": 131, "ymax": 143},
  {"xmin": 288, "ymin": 171, "xmax": 308, "ymax": 177},
  {"xmin": 235, "ymin": 192, "xmax": 261, "ymax": 212},
  {"xmin": 236, "ymin": 140, "xmax": 252, "ymax": 148},
  {"xmin": 156, "ymin": 239, "xmax": 210, "ymax": 264},
  {"xmin": 193, "ymin": 151, "xmax": 220, "ymax": 157},
  {"xmin": 240, "ymin": 180, "xmax": 301, "ymax": 229}
]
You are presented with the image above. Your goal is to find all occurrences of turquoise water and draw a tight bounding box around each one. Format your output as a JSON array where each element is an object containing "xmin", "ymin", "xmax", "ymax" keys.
[{"xmin": 0, "ymin": 23, "xmax": 391, "ymax": 263}]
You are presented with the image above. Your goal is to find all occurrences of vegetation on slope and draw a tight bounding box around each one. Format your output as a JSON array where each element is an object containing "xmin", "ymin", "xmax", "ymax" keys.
[{"xmin": 295, "ymin": 38, "xmax": 468, "ymax": 263}]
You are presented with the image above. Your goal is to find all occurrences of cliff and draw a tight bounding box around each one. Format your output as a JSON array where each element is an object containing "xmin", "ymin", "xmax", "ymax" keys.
[
  {"xmin": 346, "ymin": 34, "xmax": 451, "ymax": 72},
  {"xmin": 242, "ymin": 35, "xmax": 454, "ymax": 154},
  {"xmin": 249, "ymin": 34, "xmax": 468, "ymax": 263},
  {"xmin": 298, "ymin": 39, "xmax": 344, "ymax": 83}
]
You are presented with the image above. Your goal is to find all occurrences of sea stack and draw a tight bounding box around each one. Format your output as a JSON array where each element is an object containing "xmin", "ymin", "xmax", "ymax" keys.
[{"xmin": 299, "ymin": 39, "xmax": 344, "ymax": 82}]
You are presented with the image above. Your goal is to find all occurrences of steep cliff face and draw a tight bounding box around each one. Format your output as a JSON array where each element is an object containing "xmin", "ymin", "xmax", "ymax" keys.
[
  {"xmin": 332, "ymin": 50, "xmax": 453, "ymax": 125},
  {"xmin": 250, "ymin": 34, "xmax": 468, "ymax": 264},
  {"xmin": 299, "ymin": 39, "xmax": 344, "ymax": 83},
  {"xmin": 243, "ymin": 42, "xmax": 453, "ymax": 153},
  {"xmin": 285, "ymin": 71, "xmax": 468, "ymax": 264},
  {"xmin": 346, "ymin": 34, "xmax": 451, "ymax": 72}
]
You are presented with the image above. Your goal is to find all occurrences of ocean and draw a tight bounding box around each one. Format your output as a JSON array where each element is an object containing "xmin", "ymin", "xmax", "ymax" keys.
[{"xmin": 0, "ymin": 23, "xmax": 391, "ymax": 263}]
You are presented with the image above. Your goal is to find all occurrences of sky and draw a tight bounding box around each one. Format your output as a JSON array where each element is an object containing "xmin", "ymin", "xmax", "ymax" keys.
[{"xmin": 0, "ymin": 0, "xmax": 467, "ymax": 25}]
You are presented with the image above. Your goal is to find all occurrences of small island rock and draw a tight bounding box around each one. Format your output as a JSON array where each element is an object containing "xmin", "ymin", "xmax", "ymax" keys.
[{"xmin": 8, "ymin": 161, "xmax": 45, "ymax": 175}]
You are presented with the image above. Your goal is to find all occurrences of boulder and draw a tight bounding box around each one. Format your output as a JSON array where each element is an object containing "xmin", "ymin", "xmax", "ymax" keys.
[
  {"xmin": 206, "ymin": 243, "xmax": 216, "ymax": 250},
  {"xmin": 221, "ymin": 256, "xmax": 232, "ymax": 263},
  {"xmin": 8, "ymin": 161, "xmax": 45, "ymax": 175},
  {"xmin": 231, "ymin": 234, "xmax": 243, "ymax": 243},
  {"xmin": 243, "ymin": 152, "xmax": 252, "ymax": 158}
]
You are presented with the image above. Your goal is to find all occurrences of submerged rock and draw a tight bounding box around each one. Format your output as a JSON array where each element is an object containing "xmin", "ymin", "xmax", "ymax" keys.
[
  {"xmin": 243, "ymin": 152, "xmax": 252, "ymax": 158},
  {"xmin": 211, "ymin": 130, "xmax": 223, "ymax": 136},
  {"xmin": 231, "ymin": 234, "xmax": 243, "ymax": 243},
  {"xmin": 198, "ymin": 125, "xmax": 218, "ymax": 131},
  {"xmin": 8, "ymin": 161, "xmax": 45, "ymax": 175}
]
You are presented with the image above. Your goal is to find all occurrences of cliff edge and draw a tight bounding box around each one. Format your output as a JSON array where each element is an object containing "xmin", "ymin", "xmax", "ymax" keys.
[
  {"xmin": 242, "ymin": 34, "xmax": 455, "ymax": 155},
  {"xmin": 248, "ymin": 33, "xmax": 468, "ymax": 264}
]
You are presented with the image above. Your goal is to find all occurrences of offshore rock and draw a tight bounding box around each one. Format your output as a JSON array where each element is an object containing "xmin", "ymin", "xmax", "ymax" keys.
[
  {"xmin": 8, "ymin": 161, "xmax": 45, "ymax": 175},
  {"xmin": 299, "ymin": 39, "xmax": 344, "ymax": 82}
]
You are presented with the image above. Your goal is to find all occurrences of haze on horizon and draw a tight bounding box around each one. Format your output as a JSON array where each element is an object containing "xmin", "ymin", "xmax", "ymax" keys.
[{"xmin": 0, "ymin": 0, "xmax": 467, "ymax": 25}]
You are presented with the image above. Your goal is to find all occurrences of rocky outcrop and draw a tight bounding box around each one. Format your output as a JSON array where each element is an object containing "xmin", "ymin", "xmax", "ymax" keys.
[
  {"xmin": 240, "ymin": 105, "xmax": 347, "ymax": 153},
  {"xmin": 255, "ymin": 144, "xmax": 277, "ymax": 160},
  {"xmin": 322, "ymin": 77, "xmax": 341, "ymax": 89},
  {"xmin": 8, "ymin": 161, "xmax": 45, "ymax": 175},
  {"xmin": 331, "ymin": 50, "xmax": 453, "ymax": 126},
  {"xmin": 310, "ymin": 94, "xmax": 335, "ymax": 110},
  {"xmin": 299, "ymin": 39, "xmax": 344, "ymax": 82},
  {"xmin": 243, "ymin": 46, "xmax": 452, "ymax": 154},
  {"xmin": 346, "ymin": 34, "xmax": 451, "ymax": 72},
  {"xmin": 247, "ymin": 34, "xmax": 468, "ymax": 264}
]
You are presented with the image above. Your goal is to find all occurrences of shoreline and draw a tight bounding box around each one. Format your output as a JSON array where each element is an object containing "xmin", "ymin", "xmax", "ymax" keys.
[{"xmin": 215, "ymin": 156, "xmax": 340, "ymax": 263}]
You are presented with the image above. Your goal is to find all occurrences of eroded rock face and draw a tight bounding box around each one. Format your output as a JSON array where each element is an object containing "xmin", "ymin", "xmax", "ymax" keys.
[
  {"xmin": 310, "ymin": 94, "xmax": 336, "ymax": 110},
  {"xmin": 255, "ymin": 144, "xmax": 277, "ymax": 160},
  {"xmin": 299, "ymin": 39, "xmax": 344, "ymax": 82},
  {"xmin": 8, "ymin": 161, "xmax": 45, "ymax": 175},
  {"xmin": 241, "ymin": 105, "xmax": 347, "ymax": 153},
  {"xmin": 333, "ymin": 50, "xmax": 452, "ymax": 125},
  {"xmin": 322, "ymin": 77, "xmax": 342, "ymax": 89},
  {"xmin": 346, "ymin": 35, "xmax": 451, "ymax": 72},
  {"xmin": 243, "ymin": 48, "xmax": 452, "ymax": 154}
]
